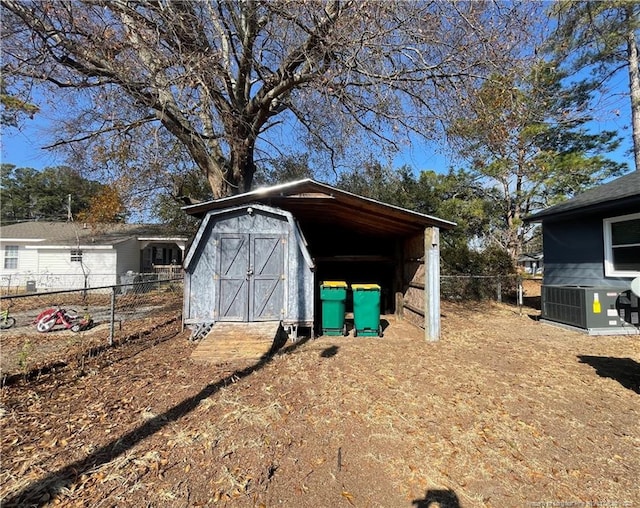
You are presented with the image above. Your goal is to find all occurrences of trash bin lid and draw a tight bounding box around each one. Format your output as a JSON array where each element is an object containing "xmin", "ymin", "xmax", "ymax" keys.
[
  {"xmin": 351, "ymin": 283, "xmax": 381, "ymax": 290},
  {"xmin": 321, "ymin": 281, "xmax": 348, "ymax": 288}
]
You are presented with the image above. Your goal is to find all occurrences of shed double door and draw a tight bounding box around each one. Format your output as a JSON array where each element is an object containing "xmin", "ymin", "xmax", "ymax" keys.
[{"xmin": 217, "ymin": 233, "xmax": 285, "ymax": 322}]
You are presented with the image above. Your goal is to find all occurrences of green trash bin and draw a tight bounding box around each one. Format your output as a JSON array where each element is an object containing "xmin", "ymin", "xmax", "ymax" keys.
[
  {"xmin": 320, "ymin": 281, "xmax": 348, "ymax": 336},
  {"xmin": 351, "ymin": 284, "xmax": 383, "ymax": 337}
]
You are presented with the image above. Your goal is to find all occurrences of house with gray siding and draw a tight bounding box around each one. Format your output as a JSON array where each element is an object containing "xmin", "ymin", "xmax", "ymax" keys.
[{"xmin": 526, "ymin": 171, "xmax": 640, "ymax": 334}]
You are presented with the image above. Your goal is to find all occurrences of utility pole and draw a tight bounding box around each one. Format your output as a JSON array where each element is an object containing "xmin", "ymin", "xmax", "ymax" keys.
[{"xmin": 67, "ymin": 194, "xmax": 73, "ymax": 221}]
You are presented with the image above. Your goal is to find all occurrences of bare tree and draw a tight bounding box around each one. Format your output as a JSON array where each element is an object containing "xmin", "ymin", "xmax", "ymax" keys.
[{"xmin": 1, "ymin": 0, "xmax": 537, "ymax": 197}]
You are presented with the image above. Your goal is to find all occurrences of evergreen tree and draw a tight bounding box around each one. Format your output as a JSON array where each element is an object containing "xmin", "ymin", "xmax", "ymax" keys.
[
  {"xmin": 1, "ymin": 164, "xmax": 106, "ymax": 223},
  {"xmin": 445, "ymin": 64, "xmax": 627, "ymax": 261},
  {"xmin": 548, "ymin": 1, "xmax": 640, "ymax": 170}
]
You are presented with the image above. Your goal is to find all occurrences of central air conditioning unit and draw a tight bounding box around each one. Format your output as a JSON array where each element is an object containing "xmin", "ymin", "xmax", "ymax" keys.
[{"xmin": 541, "ymin": 285, "xmax": 640, "ymax": 335}]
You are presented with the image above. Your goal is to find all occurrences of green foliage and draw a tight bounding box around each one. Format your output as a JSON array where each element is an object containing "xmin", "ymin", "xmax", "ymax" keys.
[
  {"xmin": 154, "ymin": 194, "xmax": 202, "ymax": 233},
  {"xmin": 445, "ymin": 63, "xmax": 627, "ymax": 260},
  {"xmin": 254, "ymin": 154, "xmax": 314, "ymax": 187},
  {"xmin": 0, "ymin": 77, "xmax": 39, "ymax": 127},
  {"xmin": 548, "ymin": 1, "xmax": 639, "ymax": 73},
  {"xmin": 411, "ymin": 169, "xmax": 503, "ymax": 249},
  {"xmin": 17, "ymin": 340, "xmax": 32, "ymax": 373},
  {"xmin": 441, "ymin": 243, "xmax": 515, "ymax": 277},
  {"xmin": 547, "ymin": 1, "xmax": 640, "ymax": 170},
  {"xmin": 440, "ymin": 243, "xmax": 517, "ymax": 300},
  {"xmin": 0, "ymin": 164, "xmax": 105, "ymax": 223},
  {"xmin": 335, "ymin": 162, "xmax": 421, "ymax": 211},
  {"xmin": 335, "ymin": 162, "xmax": 514, "ymax": 275},
  {"xmin": 153, "ymin": 169, "xmax": 211, "ymax": 233}
]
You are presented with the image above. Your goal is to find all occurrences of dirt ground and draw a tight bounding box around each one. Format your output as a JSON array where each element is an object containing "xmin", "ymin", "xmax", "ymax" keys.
[{"xmin": 1, "ymin": 298, "xmax": 638, "ymax": 508}]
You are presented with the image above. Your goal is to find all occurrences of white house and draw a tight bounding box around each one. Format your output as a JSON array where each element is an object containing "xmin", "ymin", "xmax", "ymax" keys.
[
  {"xmin": 0, "ymin": 221, "xmax": 188, "ymax": 292},
  {"xmin": 517, "ymin": 252, "xmax": 544, "ymax": 276}
]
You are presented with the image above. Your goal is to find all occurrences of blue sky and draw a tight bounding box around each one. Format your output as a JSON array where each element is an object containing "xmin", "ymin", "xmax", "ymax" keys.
[
  {"xmin": 1, "ymin": 74, "xmax": 635, "ymax": 177},
  {"xmin": 1, "ymin": 113, "xmax": 65, "ymax": 169},
  {"xmin": 0, "ymin": 106, "xmax": 459, "ymax": 176}
]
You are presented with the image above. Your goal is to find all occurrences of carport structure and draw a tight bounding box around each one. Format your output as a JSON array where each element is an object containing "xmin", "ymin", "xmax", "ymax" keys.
[{"xmin": 182, "ymin": 179, "xmax": 455, "ymax": 341}]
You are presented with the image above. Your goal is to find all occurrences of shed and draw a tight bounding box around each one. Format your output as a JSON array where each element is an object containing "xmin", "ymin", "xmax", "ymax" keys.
[
  {"xmin": 525, "ymin": 171, "xmax": 640, "ymax": 335},
  {"xmin": 182, "ymin": 179, "xmax": 456, "ymax": 340}
]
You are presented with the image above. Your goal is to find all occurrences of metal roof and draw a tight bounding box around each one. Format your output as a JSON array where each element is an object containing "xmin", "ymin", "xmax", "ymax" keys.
[
  {"xmin": 182, "ymin": 179, "xmax": 456, "ymax": 237},
  {"xmin": 0, "ymin": 221, "xmax": 188, "ymax": 246},
  {"xmin": 526, "ymin": 171, "xmax": 640, "ymax": 222}
]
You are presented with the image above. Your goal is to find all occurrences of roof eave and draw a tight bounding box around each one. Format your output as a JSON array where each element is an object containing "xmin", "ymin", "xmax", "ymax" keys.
[
  {"xmin": 525, "ymin": 195, "xmax": 640, "ymax": 223},
  {"xmin": 182, "ymin": 179, "xmax": 456, "ymax": 231}
]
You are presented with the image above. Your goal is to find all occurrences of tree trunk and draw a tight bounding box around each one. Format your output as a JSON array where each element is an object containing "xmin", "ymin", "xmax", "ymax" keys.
[
  {"xmin": 221, "ymin": 122, "xmax": 257, "ymax": 197},
  {"xmin": 202, "ymin": 153, "xmax": 255, "ymax": 198},
  {"xmin": 626, "ymin": 5, "xmax": 640, "ymax": 172}
]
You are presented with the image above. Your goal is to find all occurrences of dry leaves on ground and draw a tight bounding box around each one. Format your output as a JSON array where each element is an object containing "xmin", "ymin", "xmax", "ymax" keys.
[{"xmin": 1, "ymin": 301, "xmax": 638, "ymax": 508}]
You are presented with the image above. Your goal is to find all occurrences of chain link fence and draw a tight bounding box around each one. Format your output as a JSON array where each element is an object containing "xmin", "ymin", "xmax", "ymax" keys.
[
  {"xmin": 2, "ymin": 272, "xmax": 541, "ymax": 385},
  {"xmin": 0, "ymin": 278, "xmax": 183, "ymax": 385},
  {"xmin": 1, "ymin": 270, "xmax": 180, "ymax": 294},
  {"xmin": 441, "ymin": 274, "xmax": 525, "ymax": 304}
]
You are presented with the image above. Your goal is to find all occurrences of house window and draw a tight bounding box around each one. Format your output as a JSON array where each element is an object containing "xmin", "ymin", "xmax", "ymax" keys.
[
  {"xmin": 70, "ymin": 249, "xmax": 83, "ymax": 262},
  {"xmin": 603, "ymin": 212, "xmax": 640, "ymax": 277},
  {"xmin": 4, "ymin": 246, "xmax": 18, "ymax": 269}
]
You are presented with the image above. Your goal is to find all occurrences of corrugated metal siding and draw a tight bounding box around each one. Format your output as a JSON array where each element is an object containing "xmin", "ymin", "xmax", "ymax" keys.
[
  {"xmin": 186, "ymin": 217, "xmax": 216, "ymax": 321},
  {"xmin": 287, "ymin": 234, "xmax": 314, "ymax": 325}
]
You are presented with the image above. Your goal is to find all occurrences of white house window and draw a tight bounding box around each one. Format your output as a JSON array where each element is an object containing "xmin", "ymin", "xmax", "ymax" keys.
[
  {"xmin": 4, "ymin": 246, "xmax": 18, "ymax": 269},
  {"xmin": 603, "ymin": 212, "xmax": 640, "ymax": 277},
  {"xmin": 70, "ymin": 249, "xmax": 83, "ymax": 262}
]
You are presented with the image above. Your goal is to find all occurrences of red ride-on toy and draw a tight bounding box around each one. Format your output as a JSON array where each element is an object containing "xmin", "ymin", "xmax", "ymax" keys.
[{"xmin": 34, "ymin": 306, "xmax": 91, "ymax": 332}]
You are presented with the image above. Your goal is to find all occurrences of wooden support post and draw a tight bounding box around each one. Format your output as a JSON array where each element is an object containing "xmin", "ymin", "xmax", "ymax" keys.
[
  {"xmin": 395, "ymin": 292, "xmax": 404, "ymax": 320},
  {"xmin": 394, "ymin": 241, "xmax": 404, "ymax": 319},
  {"xmin": 424, "ymin": 227, "xmax": 440, "ymax": 342}
]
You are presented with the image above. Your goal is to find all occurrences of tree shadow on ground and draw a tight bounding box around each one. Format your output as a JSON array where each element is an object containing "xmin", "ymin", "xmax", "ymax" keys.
[
  {"xmin": 412, "ymin": 489, "xmax": 461, "ymax": 508},
  {"xmin": 578, "ymin": 355, "xmax": 640, "ymax": 394},
  {"xmin": 321, "ymin": 345, "xmax": 339, "ymax": 357},
  {"xmin": 2, "ymin": 333, "xmax": 310, "ymax": 507}
]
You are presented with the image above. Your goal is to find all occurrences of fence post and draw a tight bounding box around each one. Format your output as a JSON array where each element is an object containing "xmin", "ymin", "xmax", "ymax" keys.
[
  {"xmin": 109, "ymin": 286, "xmax": 116, "ymax": 346},
  {"xmin": 496, "ymin": 280, "xmax": 502, "ymax": 303},
  {"xmin": 517, "ymin": 277, "xmax": 523, "ymax": 315}
]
